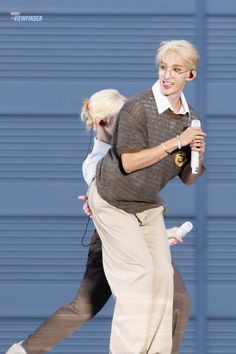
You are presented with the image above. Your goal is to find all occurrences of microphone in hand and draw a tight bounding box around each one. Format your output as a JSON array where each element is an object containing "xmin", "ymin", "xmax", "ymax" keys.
[{"xmin": 191, "ymin": 119, "xmax": 201, "ymax": 174}]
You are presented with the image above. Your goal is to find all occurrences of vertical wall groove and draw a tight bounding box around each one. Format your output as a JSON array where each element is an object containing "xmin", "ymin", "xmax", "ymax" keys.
[{"xmin": 195, "ymin": 1, "xmax": 208, "ymax": 353}]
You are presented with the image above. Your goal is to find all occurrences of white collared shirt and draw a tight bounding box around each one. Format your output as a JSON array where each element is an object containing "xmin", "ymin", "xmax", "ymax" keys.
[
  {"xmin": 82, "ymin": 137, "xmax": 110, "ymax": 185},
  {"xmin": 152, "ymin": 80, "xmax": 190, "ymax": 115}
]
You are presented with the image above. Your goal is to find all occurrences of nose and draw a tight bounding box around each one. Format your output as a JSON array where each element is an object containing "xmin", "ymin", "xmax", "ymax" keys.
[{"xmin": 163, "ymin": 69, "xmax": 172, "ymax": 79}]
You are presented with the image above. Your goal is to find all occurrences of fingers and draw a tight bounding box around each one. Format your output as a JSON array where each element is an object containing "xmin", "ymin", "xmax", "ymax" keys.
[
  {"xmin": 190, "ymin": 137, "xmax": 206, "ymax": 152},
  {"xmin": 168, "ymin": 237, "xmax": 183, "ymax": 246},
  {"xmin": 78, "ymin": 195, "xmax": 93, "ymax": 217},
  {"xmin": 190, "ymin": 130, "xmax": 207, "ymax": 144},
  {"xmin": 180, "ymin": 127, "xmax": 206, "ymax": 147},
  {"xmin": 78, "ymin": 195, "xmax": 88, "ymax": 200},
  {"xmin": 82, "ymin": 201, "xmax": 93, "ymax": 217},
  {"xmin": 167, "ymin": 228, "xmax": 184, "ymax": 246}
]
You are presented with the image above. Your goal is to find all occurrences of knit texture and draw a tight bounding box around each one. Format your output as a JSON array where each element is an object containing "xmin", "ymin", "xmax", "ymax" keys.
[{"xmin": 96, "ymin": 89, "xmax": 200, "ymax": 214}]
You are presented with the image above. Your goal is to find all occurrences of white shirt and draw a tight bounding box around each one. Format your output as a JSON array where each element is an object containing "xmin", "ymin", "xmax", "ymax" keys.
[
  {"xmin": 82, "ymin": 137, "xmax": 110, "ymax": 185},
  {"xmin": 152, "ymin": 80, "xmax": 189, "ymax": 115}
]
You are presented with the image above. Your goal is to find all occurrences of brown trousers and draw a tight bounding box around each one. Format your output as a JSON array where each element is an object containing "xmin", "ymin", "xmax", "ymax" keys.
[{"xmin": 23, "ymin": 230, "xmax": 190, "ymax": 354}]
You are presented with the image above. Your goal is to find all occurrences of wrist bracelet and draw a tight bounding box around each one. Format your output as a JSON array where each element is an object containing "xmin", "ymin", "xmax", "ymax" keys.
[
  {"xmin": 161, "ymin": 142, "xmax": 171, "ymax": 155},
  {"xmin": 176, "ymin": 135, "xmax": 181, "ymax": 149}
]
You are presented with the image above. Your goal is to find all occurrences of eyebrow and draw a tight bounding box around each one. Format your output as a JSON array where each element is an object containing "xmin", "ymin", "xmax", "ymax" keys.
[{"xmin": 160, "ymin": 62, "xmax": 185, "ymax": 68}]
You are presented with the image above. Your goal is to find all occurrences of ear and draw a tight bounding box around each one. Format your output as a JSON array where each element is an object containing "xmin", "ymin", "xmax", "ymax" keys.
[
  {"xmin": 186, "ymin": 70, "xmax": 197, "ymax": 81},
  {"xmin": 95, "ymin": 118, "xmax": 108, "ymax": 127},
  {"xmin": 98, "ymin": 119, "xmax": 107, "ymax": 127}
]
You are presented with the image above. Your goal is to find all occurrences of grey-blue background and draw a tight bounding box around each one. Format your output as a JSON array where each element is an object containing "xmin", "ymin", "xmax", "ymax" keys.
[{"xmin": 0, "ymin": 1, "xmax": 236, "ymax": 353}]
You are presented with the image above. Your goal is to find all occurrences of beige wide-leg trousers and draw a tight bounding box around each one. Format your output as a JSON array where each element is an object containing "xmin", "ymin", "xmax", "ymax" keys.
[{"xmin": 88, "ymin": 180, "xmax": 174, "ymax": 354}]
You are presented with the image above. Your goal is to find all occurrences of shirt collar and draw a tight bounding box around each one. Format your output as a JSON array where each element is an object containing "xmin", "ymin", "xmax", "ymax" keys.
[{"xmin": 152, "ymin": 80, "xmax": 190, "ymax": 115}]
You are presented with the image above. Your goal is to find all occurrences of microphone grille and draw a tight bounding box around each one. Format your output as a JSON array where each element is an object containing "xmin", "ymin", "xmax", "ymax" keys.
[
  {"xmin": 176, "ymin": 221, "xmax": 193, "ymax": 238},
  {"xmin": 191, "ymin": 119, "xmax": 201, "ymax": 128}
]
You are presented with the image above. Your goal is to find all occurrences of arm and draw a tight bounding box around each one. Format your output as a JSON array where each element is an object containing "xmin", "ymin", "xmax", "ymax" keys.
[
  {"xmin": 82, "ymin": 115, "xmax": 117, "ymax": 185},
  {"xmin": 80, "ymin": 125, "xmax": 111, "ymax": 214},
  {"xmin": 82, "ymin": 138, "xmax": 110, "ymax": 185},
  {"xmin": 80, "ymin": 116, "xmax": 117, "ymax": 213},
  {"xmin": 121, "ymin": 127, "xmax": 206, "ymax": 174},
  {"xmin": 121, "ymin": 136, "xmax": 178, "ymax": 173}
]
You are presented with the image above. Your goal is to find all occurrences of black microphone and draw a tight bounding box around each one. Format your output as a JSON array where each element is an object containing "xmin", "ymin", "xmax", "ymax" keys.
[{"xmin": 191, "ymin": 119, "xmax": 201, "ymax": 174}]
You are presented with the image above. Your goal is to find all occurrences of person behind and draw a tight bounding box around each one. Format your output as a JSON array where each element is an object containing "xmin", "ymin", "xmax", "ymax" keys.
[
  {"xmin": 6, "ymin": 88, "xmax": 192, "ymax": 354},
  {"xmin": 88, "ymin": 41, "xmax": 206, "ymax": 354}
]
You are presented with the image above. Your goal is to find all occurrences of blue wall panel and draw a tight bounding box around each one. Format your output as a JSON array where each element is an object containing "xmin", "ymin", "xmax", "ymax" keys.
[{"xmin": 0, "ymin": 0, "xmax": 236, "ymax": 353}]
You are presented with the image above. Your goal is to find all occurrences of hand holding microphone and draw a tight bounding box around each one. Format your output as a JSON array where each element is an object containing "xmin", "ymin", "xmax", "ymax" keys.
[
  {"xmin": 190, "ymin": 119, "xmax": 201, "ymax": 174},
  {"xmin": 179, "ymin": 120, "xmax": 206, "ymax": 174},
  {"xmin": 175, "ymin": 221, "xmax": 193, "ymax": 239},
  {"xmin": 167, "ymin": 221, "xmax": 193, "ymax": 245}
]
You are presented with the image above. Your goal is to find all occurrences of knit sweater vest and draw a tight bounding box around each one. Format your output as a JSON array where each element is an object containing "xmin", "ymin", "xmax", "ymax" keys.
[{"xmin": 96, "ymin": 89, "xmax": 200, "ymax": 214}]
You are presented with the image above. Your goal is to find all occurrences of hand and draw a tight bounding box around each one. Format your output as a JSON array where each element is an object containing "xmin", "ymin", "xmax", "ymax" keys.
[
  {"xmin": 169, "ymin": 237, "xmax": 182, "ymax": 246},
  {"xmin": 166, "ymin": 227, "xmax": 183, "ymax": 246},
  {"xmin": 78, "ymin": 195, "xmax": 92, "ymax": 217},
  {"xmin": 190, "ymin": 135, "xmax": 206, "ymax": 160},
  {"xmin": 179, "ymin": 127, "xmax": 206, "ymax": 147},
  {"xmin": 95, "ymin": 115, "xmax": 117, "ymax": 144}
]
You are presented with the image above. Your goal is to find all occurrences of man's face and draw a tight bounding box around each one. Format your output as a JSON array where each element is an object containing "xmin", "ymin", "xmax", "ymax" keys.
[{"xmin": 158, "ymin": 51, "xmax": 192, "ymax": 99}]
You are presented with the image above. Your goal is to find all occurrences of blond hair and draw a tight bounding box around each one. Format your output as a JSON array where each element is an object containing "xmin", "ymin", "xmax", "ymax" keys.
[
  {"xmin": 155, "ymin": 40, "xmax": 200, "ymax": 70},
  {"xmin": 81, "ymin": 89, "xmax": 127, "ymax": 129}
]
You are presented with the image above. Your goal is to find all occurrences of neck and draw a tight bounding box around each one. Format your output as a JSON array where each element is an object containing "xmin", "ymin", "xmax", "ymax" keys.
[{"xmin": 168, "ymin": 96, "xmax": 182, "ymax": 113}]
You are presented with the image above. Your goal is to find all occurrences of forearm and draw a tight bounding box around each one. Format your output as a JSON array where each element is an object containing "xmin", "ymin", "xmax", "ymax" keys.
[
  {"xmin": 121, "ymin": 125, "xmax": 206, "ymax": 174},
  {"xmin": 121, "ymin": 137, "xmax": 178, "ymax": 173}
]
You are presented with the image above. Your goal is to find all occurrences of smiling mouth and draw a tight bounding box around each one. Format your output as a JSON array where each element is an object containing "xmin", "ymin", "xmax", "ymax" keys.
[{"xmin": 162, "ymin": 80, "xmax": 174, "ymax": 88}]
